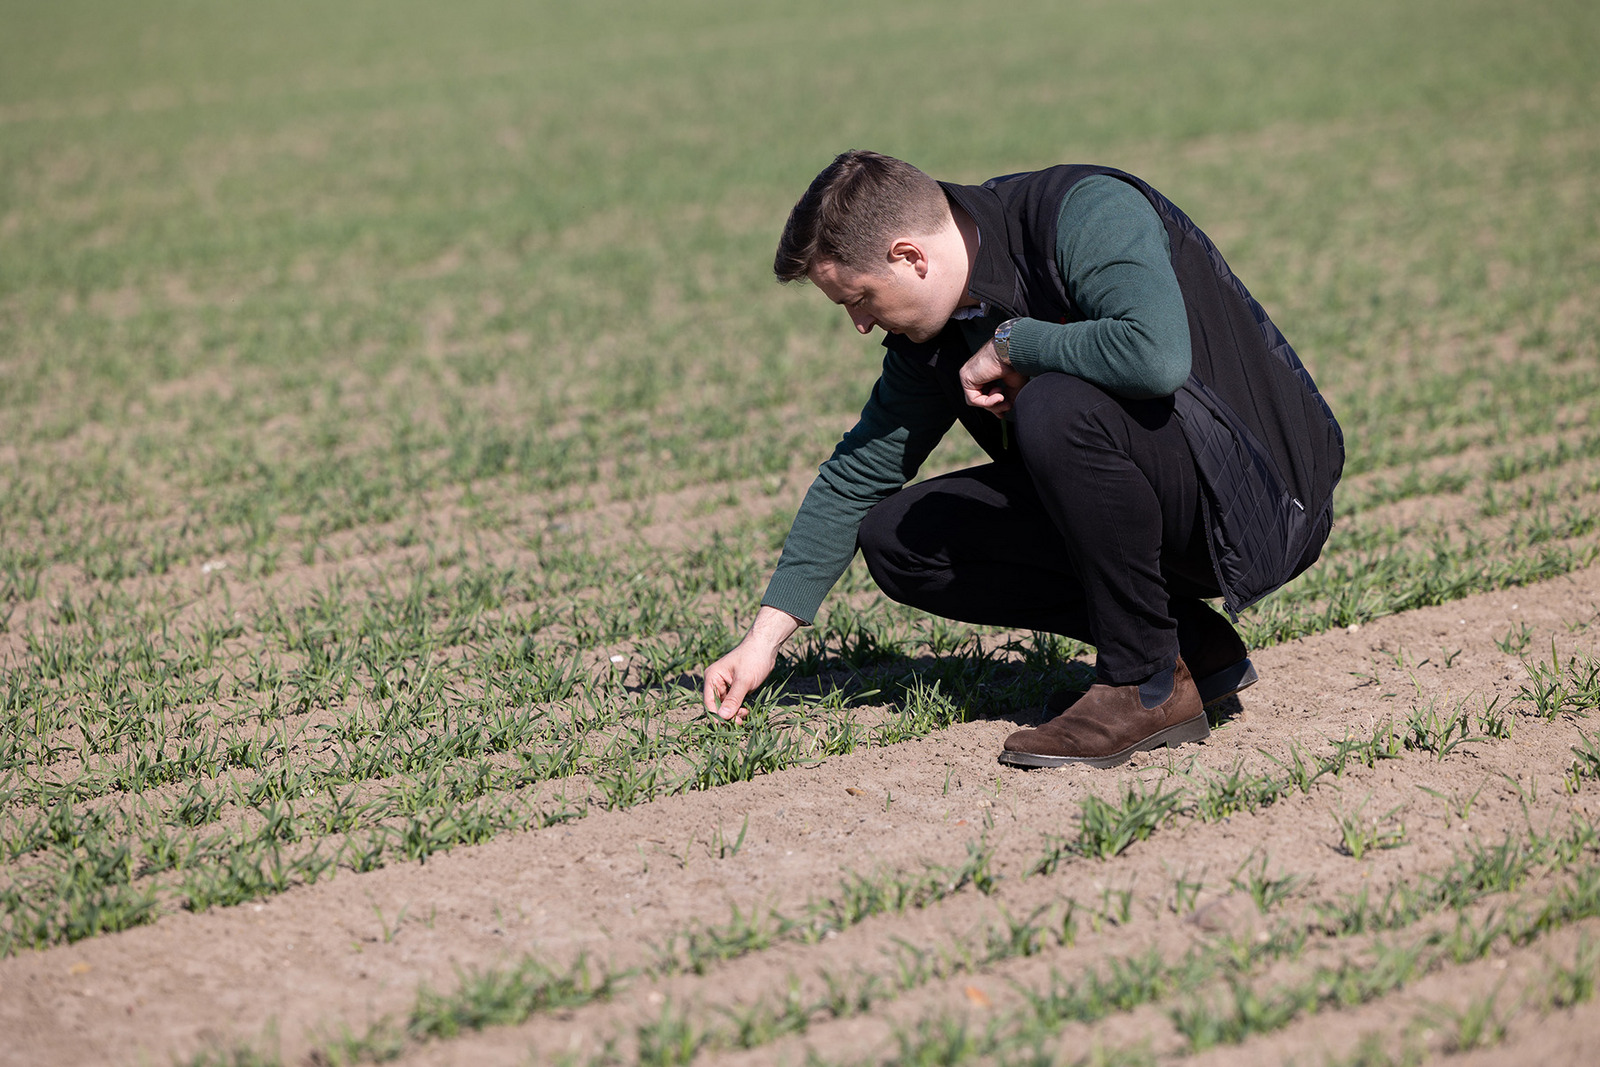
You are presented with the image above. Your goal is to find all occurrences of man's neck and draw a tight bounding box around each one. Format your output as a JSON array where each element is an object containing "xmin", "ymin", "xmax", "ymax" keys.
[{"xmin": 950, "ymin": 202, "xmax": 982, "ymax": 310}]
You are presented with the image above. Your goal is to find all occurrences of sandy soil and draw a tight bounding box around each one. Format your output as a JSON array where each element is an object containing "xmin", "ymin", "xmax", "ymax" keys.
[{"xmin": 7, "ymin": 566, "xmax": 1600, "ymax": 1066}]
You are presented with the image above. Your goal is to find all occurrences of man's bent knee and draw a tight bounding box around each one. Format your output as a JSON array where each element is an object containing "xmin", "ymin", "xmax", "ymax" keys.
[
  {"xmin": 856, "ymin": 490, "xmax": 925, "ymax": 603},
  {"xmin": 856, "ymin": 494, "xmax": 902, "ymax": 574},
  {"xmin": 858, "ymin": 485, "xmax": 968, "ymax": 610}
]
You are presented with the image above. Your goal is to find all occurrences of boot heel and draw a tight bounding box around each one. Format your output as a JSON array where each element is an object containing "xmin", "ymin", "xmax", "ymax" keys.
[
  {"xmin": 1142, "ymin": 713, "xmax": 1210, "ymax": 753},
  {"xmin": 1196, "ymin": 658, "xmax": 1258, "ymax": 706}
]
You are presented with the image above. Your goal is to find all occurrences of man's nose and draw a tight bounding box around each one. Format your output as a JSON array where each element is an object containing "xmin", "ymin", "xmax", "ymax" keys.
[{"xmin": 849, "ymin": 309, "xmax": 876, "ymax": 334}]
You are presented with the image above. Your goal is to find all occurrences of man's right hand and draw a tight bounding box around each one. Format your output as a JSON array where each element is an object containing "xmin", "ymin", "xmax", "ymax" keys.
[
  {"xmin": 959, "ymin": 340, "xmax": 1028, "ymax": 416},
  {"xmin": 702, "ymin": 605, "xmax": 802, "ymax": 722}
]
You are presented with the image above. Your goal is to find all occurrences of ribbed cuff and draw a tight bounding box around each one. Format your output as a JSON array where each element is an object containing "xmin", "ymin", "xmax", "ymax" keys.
[{"xmin": 758, "ymin": 575, "xmax": 821, "ymax": 627}]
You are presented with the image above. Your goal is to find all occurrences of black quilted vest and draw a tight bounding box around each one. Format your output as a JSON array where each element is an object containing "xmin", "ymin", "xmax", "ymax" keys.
[{"xmin": 891, "ymin": 165, "xmax": 1344, "ymax": 616}]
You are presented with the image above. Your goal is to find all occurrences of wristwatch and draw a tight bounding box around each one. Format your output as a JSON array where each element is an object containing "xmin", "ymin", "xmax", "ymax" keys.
[{"xmin": 992, "ymin": 318, "xmax": 1019, "ymax": 365}]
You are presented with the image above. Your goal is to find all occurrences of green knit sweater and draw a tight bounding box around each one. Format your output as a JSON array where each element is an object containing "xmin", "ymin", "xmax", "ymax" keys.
[{"xmin": 760, "ymin": 175, "xmax": 1191, "ymax": 625}]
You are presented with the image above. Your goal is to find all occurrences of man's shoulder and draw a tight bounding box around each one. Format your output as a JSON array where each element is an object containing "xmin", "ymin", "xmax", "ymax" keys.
[
  {"xmin": 975, "ymin": 165, "xmax": 1158, "ymax": 235},
  {"xmin": 979, "ymin": 162, "xmax": 1137, "ymax": 190},
  {"xmin": 1059, "ymin": 172, "xmax": 1160, "ymax": 218}
]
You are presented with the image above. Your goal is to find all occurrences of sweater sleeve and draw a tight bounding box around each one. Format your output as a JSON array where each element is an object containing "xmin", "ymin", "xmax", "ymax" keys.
[
  {"xmin": 760, "ymin": 349, "xmax": 955, "ymax": 624},
  {"xmin": 1002, "ymin": 175, "xmax": 1192, "ymax": 399}
]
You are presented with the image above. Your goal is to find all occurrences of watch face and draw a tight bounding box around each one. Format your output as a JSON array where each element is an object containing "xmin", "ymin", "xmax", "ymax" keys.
[{"xmin": 994, "ymin": 320, "xmax": 1013, "ymax": 360}]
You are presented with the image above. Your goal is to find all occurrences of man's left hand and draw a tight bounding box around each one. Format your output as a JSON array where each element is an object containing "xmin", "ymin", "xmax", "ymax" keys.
[{"xmin": 959, "ymin": 341, "xmax": 1029, "ymax": 416}]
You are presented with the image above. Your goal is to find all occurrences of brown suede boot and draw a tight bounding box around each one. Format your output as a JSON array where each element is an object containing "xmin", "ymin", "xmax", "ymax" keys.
[
  {"xmin": 1042, "ymin": 603, "xmax": 1255, "ymax": 715},
  {"xmin": 1002, "ymin": 658, "xmax": 1208, "ymax": 769}
]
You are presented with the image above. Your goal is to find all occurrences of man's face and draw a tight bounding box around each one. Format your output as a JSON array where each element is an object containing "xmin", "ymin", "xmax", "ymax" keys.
[{"xmin": 808, "ymin": 256, "xmax": 952, "ymax": 344}]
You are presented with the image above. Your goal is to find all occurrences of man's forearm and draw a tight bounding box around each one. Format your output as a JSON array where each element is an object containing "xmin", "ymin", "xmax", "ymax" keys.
[{"xmin": 741, "ymin": 604, "xmax": 802, "ymax": 654}]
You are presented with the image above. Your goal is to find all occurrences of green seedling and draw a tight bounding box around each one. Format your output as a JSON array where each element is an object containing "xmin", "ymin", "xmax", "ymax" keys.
[
  {"xmin": 632, "ymin": 1001, "xmax": 707, "ymax": 1067},
  {"xmin": 1171, "ymin": 872, "xmax": 1205, "ymax": 915},
  {"xmin": 1403, "ymin": 699, "xmax": 1481, "ymax": 759},
  {"xmin": 710, "ymin": 815, "xmax": 748, "ymax": 859},
  {"xmin": 1476, "ymin": 695, "xmax": 1513, "ymax": 739},
  {"xmin": 821, "ymin": 969, "xmax": 883, "ymax": 1018},
  {"xmin": 1416, "ymin": 781, "xmax": 1486, "ymax": 825},
  {"xmin": 1194, "ymin": 761, "xmax": 1286, "ymax": 821},
  {"xmin": 1099, "ymin": 885, "xmax": 1135, "ymax": 926},
  {"xmin": 1427, "ymin": 987, "xmax": 1508, "ymax": 1053},
  {"xmin": 1076, "ymin": 780, "xmax": 1184, "ymax": 861},
  {"xmin": 1231, "ymin": 854, "xmax": 1301, "ymax": 914},
  {"xmin": 409, "ymin": 953, "xmax": 615, "ymax": 1041},
  {"xmin": 984, "ymin": 903, "xmax": 1053, "ymax": 963},
  {"xmin": 715, "ymin": 978, "xmax": 810, "ymax": 1048},
  {"xmin": 1543, "ymin": 933, "xmax": 1600, "ymax": 1009},
  {"xmin": 1262, "ymin": 740, "xmax": 1323, "ymax": 794},
  {"xmin": 1334, "ymin": 799, "xmax": 1408, "ymax": 859},
  {"xmin": 371, "ymin": 901, "xmax": 409, "ymax": 944},
  {"xmin": 1496, "ymin": 622, "xmax": 1535, "ymax": 654}
]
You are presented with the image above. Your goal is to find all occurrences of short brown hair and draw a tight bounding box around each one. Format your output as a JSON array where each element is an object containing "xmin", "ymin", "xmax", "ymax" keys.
[{"xmin": 773, "ymin": 150, "xmax": 950, "ymax": 282}]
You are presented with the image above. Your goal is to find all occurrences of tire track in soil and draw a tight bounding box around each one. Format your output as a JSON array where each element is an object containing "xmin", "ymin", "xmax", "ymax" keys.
[{"xmin": 5, "ymin": 567, "xmax": 1600, "ymax": 1066}]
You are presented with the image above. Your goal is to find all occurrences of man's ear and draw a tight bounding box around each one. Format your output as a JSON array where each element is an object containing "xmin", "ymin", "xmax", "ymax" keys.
[{"xmin": 888, "ymin": 238, "xmax": 931, "ymax": 279}]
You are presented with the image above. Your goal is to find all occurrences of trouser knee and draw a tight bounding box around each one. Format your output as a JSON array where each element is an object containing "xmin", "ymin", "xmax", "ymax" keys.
[{"xmin": 857, "ymin": 492, "xmax": 918, "ymax": 604}]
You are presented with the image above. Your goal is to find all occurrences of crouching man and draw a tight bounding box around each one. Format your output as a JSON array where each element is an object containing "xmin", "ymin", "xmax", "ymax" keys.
[{"xmin": 702, "ymin": 151, "xmax": 1343, "ymax": 768}]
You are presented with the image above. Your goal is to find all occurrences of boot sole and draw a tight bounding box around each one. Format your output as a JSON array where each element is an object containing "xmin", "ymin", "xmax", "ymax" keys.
[{"xmin": 998, "ymin": 711, "xmax": 1212, "ymax": 770}]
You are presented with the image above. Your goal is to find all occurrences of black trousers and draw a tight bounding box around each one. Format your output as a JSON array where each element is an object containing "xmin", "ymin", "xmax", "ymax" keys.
[{"xmin": 857, "ymin": 373, "xmax": 1220, "ymax": 686}]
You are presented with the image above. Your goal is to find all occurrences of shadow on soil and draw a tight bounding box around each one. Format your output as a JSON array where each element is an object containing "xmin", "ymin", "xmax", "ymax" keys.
[{"xmin": 667, "ymin": 651, "xmax": 1247, "ymax": 732}]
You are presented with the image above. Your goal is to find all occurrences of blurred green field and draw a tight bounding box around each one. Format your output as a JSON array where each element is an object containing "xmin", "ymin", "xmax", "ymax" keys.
[{"xmin": 2, "ymin": 0, "xmax": 1599, "ymax": 961}]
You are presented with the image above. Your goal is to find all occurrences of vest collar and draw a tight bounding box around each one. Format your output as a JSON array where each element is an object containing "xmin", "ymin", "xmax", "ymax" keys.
[{"xmin": 939, "ymin": 181, "xmax": 1024, "ymax": 318}]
